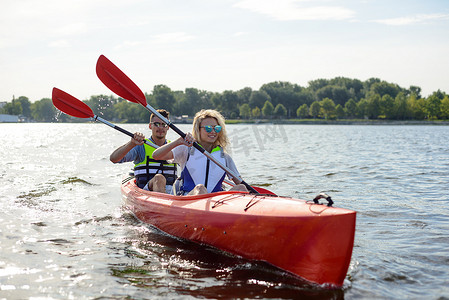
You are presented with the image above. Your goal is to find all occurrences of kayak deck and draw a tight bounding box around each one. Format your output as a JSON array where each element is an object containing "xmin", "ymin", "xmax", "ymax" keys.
[{"xmin": 122, "ymin": 178, "xmax": 356, "ymax": 287}]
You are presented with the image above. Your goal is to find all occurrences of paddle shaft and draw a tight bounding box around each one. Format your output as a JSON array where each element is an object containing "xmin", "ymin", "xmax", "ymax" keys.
[
  {"xmin": 103, "ymin": 103, "xmax": 257, "ymax": 193},
  {"xmin": 141, "ymin": 104, "xmax": 259, "ymax": 192},
  {"xmin": 96, "ymin": 55, "xmax": 257, "ymax": 193},
  {"xmin": 98, "ymin": 114, "xmax": 270, "ymax": 194},
  {"xmin": 100, "ymin": 121, "xmax": 270, "ymax": 194},
  {"xmin": 93, "ymin": 115, "xmax": 158, "ymax": 148},
  {"xmin": 97, "ymin": 120, "xmax": 272, "ymax": 195}
]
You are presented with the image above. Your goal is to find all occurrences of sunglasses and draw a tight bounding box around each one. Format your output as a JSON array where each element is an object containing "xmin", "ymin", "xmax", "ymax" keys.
[
  {"xmin": 152, "ymin": 122, "xmax": 168, "ymax": 128},
  {"xmin": 201, "ymin": 125, "xmax": 222, "ymax": 133}
]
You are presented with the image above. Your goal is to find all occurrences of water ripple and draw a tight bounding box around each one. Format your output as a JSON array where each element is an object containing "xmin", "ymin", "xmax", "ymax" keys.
[{"xmin": 1, "ymin": 124, "xmax": 449, "ymax": 299}]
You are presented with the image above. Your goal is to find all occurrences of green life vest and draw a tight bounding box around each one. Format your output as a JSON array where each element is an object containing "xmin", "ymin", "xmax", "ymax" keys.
[{"xmin": 134, "ymin": 139, "xmax": 177, "ymax": 188}]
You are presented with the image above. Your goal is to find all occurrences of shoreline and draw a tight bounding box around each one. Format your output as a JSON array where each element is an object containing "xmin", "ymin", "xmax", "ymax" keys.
[
  {"xmin": 3, "ymin": 119, "xmax": 449, "ymax": 125},
  {"xmin": 224, "ymin": 119, "xmax": 449, "ymax": 125}
]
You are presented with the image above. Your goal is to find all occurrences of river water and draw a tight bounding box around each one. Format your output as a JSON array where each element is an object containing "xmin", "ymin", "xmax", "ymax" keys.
[{"xmin": 0, "ymin": 123, "xmax": 448, "ymax": 299}]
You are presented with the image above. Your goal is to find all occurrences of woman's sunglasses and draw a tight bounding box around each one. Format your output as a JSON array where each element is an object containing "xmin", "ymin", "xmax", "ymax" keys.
[
  {"xmin": 201, "ymin": 125, "xmax": 222, "ymax": 133},
  {"xmin": 151, "ymin": 122, "xmax": 168, "ymax": 128}
]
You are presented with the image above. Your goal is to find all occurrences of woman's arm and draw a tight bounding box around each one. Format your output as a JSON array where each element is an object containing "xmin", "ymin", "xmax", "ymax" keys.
[
  {"xmin": 153, "ymin": 133, "xmax": 195, "ymax": 160},
  {"xmin": 224, "ymin": 153, "xmax": 243, "ymax": 185}
]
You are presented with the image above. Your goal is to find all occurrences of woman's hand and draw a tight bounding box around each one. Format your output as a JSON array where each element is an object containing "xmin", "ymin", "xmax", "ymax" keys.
[{"xmin": 182, "ymin": 132, "xmax": 195, "ymax": 147}]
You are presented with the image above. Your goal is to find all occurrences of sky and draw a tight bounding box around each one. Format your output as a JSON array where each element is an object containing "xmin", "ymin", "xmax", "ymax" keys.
[{"xmin": 1, "ymin": 0, "xmax": 449, "ymax": 102}]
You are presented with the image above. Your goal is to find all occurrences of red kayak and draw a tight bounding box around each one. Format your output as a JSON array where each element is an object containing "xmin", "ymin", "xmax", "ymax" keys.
[{"xmin": 122, "ymin": 178, "xmax": 356, "ymax": 287}]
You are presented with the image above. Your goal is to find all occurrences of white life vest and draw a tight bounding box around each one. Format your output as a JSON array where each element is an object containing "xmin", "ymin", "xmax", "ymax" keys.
[{"xmin": 179, "ymin": 146, "xmax": 226, "ymax": 194}]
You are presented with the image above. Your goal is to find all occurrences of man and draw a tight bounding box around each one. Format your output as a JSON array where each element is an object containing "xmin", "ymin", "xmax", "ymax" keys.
[{"xmin": 110, "ymin": 109, "xmax": 177, "ymax": 194}]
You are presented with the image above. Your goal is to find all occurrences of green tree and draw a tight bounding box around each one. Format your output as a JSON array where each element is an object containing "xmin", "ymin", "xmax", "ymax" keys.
[
  {"xmin": 113, "ymin": 101, "xmax": 146, "ymax": 122},
  {"xmin": 174, "ymin": 94, "xmax": 189, "ymax": 117},
  {"xmin": 381, "ymin": 94, "xmax": 395, "ymax": 119},
  {"xmin": 393, "ymin": 92, "xmax": 409, "ymax": 120},
  {"xmin": 179, "ymin": 88, "xmax": 207, "ymax": 116},
  {"xmin": 344, "ymin": 99, "xmax": 357, "ymax": 118},
  {"xmin": 252, "ymin": 106, "xmax": 261, "ymax": 119},
  {"xmin": 320, "ymin": 98, "xmax": 336, "ymax": 120},
  {"xmin": 310, "ymin": 101, "xmax": 321, "ymax": 118},
  {"xmin": 262, "ymin": 100, "xmax": 274, "ymax": 118},
  {"xmin": 308, "ymin": 78, "xmax": 330, "ymax": 92},
  {"xmin": 153, "ymin": 85, "xmax": 176, "ymax": 113},
  {"xmin": 366, "ymin": 93, "xmax": 381, "ymax": 119},
  {"xmin": 260, "ymin": 81, "xmax": 302, "ymax": 117},
  {"xmin": 249, "ymin": 90, "xmax": 271, "ymax": 109},
  {"xmin": 409, "ymin": 85, "xmax": 422, "ymax": 99},
  {"xmin": 145, "ymin": 92, "xmax": 157, "ymax": 109},
  {"xmin": 316, "ymin": 85, "xmax": 334, "ymax": 101},
  {"xmin": 316, "ymin": 85, "xmax": 349, "ymax": 106},
  {"xmin": 310, "ymin": 77, "xmax": 364, "ymax": 102},
  {"xmin": 296, "ymin": 90, "xmax": 315, "ymax": 106},
  {"xmin": 191, "ymin": 89, "xmax": 214, "ymax": 112},
  {"xmin": 413, "ymin": 97, "xmax": 427, "ymax": 120},
  {"xmin": 363, "ymin": 78, "xmax": 381, "ymax": 95},
  {"xmin": 370, "ymin": 81, "xmax": 403, "ymax": 98},
  {"xmin": 236, "ymin": 87, "xmax": 252, "ymax": 104},
  {"xmin": 407, "ymin": 94, "xmax": 425, "ymax": 120},
  {"xmin": 356, "ymin": 99, "xmax": 368, "ymax": 118},
  {"xmin": 17, "ymin": 96, "xmax": 31, "ymax": 118},
  {"xmin": 221, "ymin": 90, "xmax": 240, "ymax": 117},
  {"xmin": 31, "ymin": 98, "xmax": 56, "ymax": 122},
  {"xmin": 330, "ymin": 77, "xmax": 365, "ymax": 101},
  {"xmin": 2, "ymin": 99, "xmax": 22, "ymax": 115},
  {"xmin": 440, "ymin": 95, "xmax": 449, "ymax": 119},
  {"xmin": 211, "ymin": 93, "xmax": 224, "ymax": 111},
  {"xmin": 335, "ymin": 104, "xmax": 345, "ymax": 119},
  {"xmin": 84, "ymin": 95, "xmax": 117, "ymax": 120},
  {"xmin": 425, "ymin": 94, "xmax": 441, "ymax": 120},
  {"xmin": 113, "ymin": 101, "xmax": 130, "ymax": 121},
  {"xmin": 239, "ymin": 103, "xmax": 251, "ymax": 119},
  {"xmin": 171, "ymin": 89, "xmax": 201, "ymax": 117},
  {"xmin": 273, "ymin": 103, "xmax": 287, "ymax": 118},
  {"xmin": 260, "ymin": 81, "xmax": 293, "ymax": 106},
  {"xmin": 296, "ymin": 104, "xmax": 309, "ymax": 118}
]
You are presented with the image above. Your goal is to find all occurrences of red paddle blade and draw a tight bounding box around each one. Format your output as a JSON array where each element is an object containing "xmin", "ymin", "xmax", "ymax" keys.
[
  {"xmin": 52, "ymin": 88, "xmax": 94, "ymax": 119},
  {"xmin": 96, "ymin": 55, "xmax": 147, "ymax": 106},
  {"xmin": 223, "ymin": 179, "xmax": 277, "ymax": 196},
  {"xmin": 252, "ymin": 186, "xmax": 277, "ymax": 196}
]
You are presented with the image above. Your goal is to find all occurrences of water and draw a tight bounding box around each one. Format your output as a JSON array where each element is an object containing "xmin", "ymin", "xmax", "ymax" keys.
[{"xmin": 1, "ymin": 123, "xmax": 448, "ymax": 299}]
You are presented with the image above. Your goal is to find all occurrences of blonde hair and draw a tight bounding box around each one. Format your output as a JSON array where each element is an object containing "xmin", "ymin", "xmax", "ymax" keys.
[{"xmin": 192, "ymin": 109, "xmax": 229, "ymax": 151}]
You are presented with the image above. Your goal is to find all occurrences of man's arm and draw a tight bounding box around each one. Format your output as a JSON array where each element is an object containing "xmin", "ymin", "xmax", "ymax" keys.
[{"xmin": 110, "ymin": 132, "xmax": 144, "ymax": 163}]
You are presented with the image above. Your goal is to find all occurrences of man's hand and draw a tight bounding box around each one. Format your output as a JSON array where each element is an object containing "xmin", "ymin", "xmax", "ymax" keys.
[{"xmin": 132, "ymin": 132, "xmax": 145, "ymax": 145}]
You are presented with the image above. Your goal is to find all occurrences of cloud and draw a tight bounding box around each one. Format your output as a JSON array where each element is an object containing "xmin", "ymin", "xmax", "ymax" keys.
[
  {"xmin": 114, "ymin": 40, "xmax": 146, "ymax": 50},
  {"xmin": 48, "ymin": 40, "xmax": 71, "ymax": 48},
  {"xmin": 233, "ymin": 31, "xmax": 250, "ymax": 37},
  {"xmin": 113, "ymin": 32, "xmax": 196, "ymax": 50},
  {"xmin": 54, "ymin": 23, "xmax": 88, "ymax": 36},
  {"xmin": 233, "ymin": 0, "xmax": 355, "ymax": 21},
  {"xmin": 152, "ymin": 32, "xmax": 196, "ymax": 44},
  {"xmin": 374, "ymin": 13, "xmax": 449, "ymax": 26}
]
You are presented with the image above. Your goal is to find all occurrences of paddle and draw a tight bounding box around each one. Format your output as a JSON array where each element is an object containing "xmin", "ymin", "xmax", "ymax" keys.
[
  {"xmin": 52, "ymin": 88, "xmax": 275, "ymax": 195},
  {"xmin": 223, "ymin": 179, "xmax": 276, "ymax": 196},
  {"xmin": 51, "ymin": 88, "xmax": 158, "ymax": 149},
  {"xmin": 95, "ymin": 54, "xmax": 260, "ymax": 194}
]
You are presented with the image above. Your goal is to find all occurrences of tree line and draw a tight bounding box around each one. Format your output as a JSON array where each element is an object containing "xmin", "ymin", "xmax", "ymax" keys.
[{"xmin": 2, "ymin": 77, "xmax": 448, "ymax": 122}]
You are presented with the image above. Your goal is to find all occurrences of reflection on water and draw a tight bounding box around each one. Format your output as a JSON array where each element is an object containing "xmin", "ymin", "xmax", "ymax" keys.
[{"xmin": 1, "ymin": 123, "xmax": 448, "ymax": 299}]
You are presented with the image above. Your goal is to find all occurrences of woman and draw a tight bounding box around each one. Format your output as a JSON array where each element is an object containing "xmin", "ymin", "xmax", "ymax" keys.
[{"xmin": 153, "ymin": 109, "xmax": 247, "ymax": 195}]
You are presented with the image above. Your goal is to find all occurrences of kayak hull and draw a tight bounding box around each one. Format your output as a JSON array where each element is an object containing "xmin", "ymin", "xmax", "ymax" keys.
[{"xmin": 122, "ymin": 178, "xmax": 356, "ymax": 287}]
